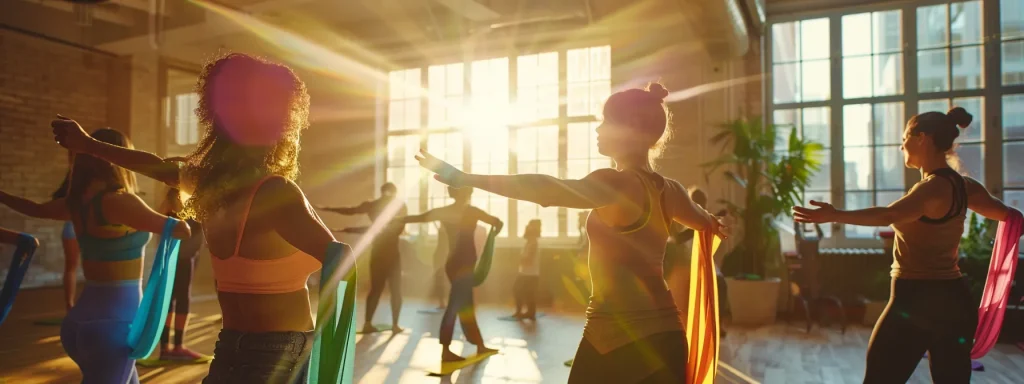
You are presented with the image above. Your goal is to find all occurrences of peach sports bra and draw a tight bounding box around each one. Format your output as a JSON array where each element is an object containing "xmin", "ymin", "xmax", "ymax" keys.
[{"xmin": 209, "ymin": 176, "xmax": 321, "ymax": 294}]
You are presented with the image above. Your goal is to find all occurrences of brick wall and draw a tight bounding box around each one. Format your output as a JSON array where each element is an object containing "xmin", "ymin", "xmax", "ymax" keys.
[{"xmin": 0, "ymin": 28, "xmax": 129, "ymax": 288}]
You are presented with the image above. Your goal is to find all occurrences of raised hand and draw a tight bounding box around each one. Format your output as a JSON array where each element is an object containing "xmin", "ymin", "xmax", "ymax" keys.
[
  {"xmin": 793, "ymin": 200, "xmax": 838, "ymax": 223},
  {"xmin": 51, "ymin": 115, "xmax": 93, "ymax": 153},
  {"xmin": 414, "ymin": 149, "xmax": 466, "ymax": 187}
]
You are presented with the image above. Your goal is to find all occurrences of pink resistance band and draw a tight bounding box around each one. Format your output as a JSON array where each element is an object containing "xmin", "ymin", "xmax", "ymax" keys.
[{"xmin": 971, "ymin": 209, "xmax": 1023, "ymax": 359}]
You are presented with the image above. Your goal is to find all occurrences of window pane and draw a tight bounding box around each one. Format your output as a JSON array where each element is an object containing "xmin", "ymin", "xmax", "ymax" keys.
[
  {"xmin": 590, "ymin": 81, "xmax": 611, "ymax": 117},
  {"xmin": 919, "ymin": 99, "xmax": 950, "ymax": 114},
  {"xmin": 951, "ymin": 97, "xmax": 983, "ymax": 142},
  {"xmin": 1006, "ymin": 190, "xmax": 1024, "ymax": 217},
  {"xmin": 427, "ymin": 132, "xmax": 463, "ymax": 167},
  {"xmin": 874, "ymin": 11, "xmax": 903, "ymax": 53},
  {"xmin": 802, "ymin": 60, "xmax": 830, "ymax": 101},
  {"xmin": 951, "ymin": 46, "xmax": 983, "ymax": 90},
  {"xmin": 403, "ymin": 99, "xmax": 420, "ymax": 130},
  {"xmin": 567, "ymin": 49, "xmax": 588, "ymax": 83},
  {"xmin": 956, "ymin": 142, "xmax": 984, "ymax": 180},
  {"xmin": 567, "ymin": 83, "xmax": 589, "ymax": 116},
  {"xmin": 388, "ymin": 100, "xmax": 404, "ymax": 131},
  {"xmin": 875, "ymin": 145, "xmax": 904, "ymax": 190},
  {"xmin": 1005, "ymin": 142, "xmax": 1024, "ymax": 187},
  {"xmin": 843, "ymin": 57, "xmax": 873, "ymax": 99},
  {"xmin": 843, "ymin": 13, "xmax": 872, "ymax": 56},
  {"xmin": 845, "ymin": 147, "xmax": 872, "ymax": 190},
  {"xmin": 874, "ymin": 102, "xmax": 905, "ymax": 146},
  {"xmin": 917, "ymin": 5, "xmax": 949, "ymax": 49},
  {"xmin": 1002, "ymin": 0, "xmax": 1024, "ymax": 40},
  {"xmin": 774, "ymin": 109, "xmax": 800, "ymax": 129},
  {"xmin": 843, "ymin": 104, "xmax": 872, "ymax": 147},
  {"xmin": 874, "ymin": 53, "xmax": 903, "ymax": 96},
  {"xmin": 538, "ymin": 85, "xmax": 559, "ymax": 119},
  {"xmin": 803, "ymin": 107, "xmax": 830, "ymax": 147},
  {"xmin": 1002, "ymin": 41, "xmax": 1024, "ymax": 85},
  {"xmin": 567, "ymin": 122, "xmax": 600, "ymax": 160},
  {"xmin": 1003, "ymin": 94, "xmax": 1024, "ymax": 139},
  {"xmin": 773, "ymin": 22, "xmax": 800, "ymax": 63},
  {"xmin": 918, "ymin": 49, "xmax": 949, "ymax": 92},
  {"xmin": 810, "ymin": 152, "xmax": 831, "ymax": 191},
  {"xmin": 845, "ymin": 192, "xmax": 876, "ymax": 237},
  {"xmin": 950, "ymin": 1, "xmax": 982, "ymax": 45},
  {"xmin": 773, "ymin": 63, "xmax": 800, "ymax": 103},
  {"xmin": 801, "ymin": 18, "xmax": 830, "ymax": 60},
  {"xmin": 590, "ymin": 46, "xmax": 611, "ymax": 80}
]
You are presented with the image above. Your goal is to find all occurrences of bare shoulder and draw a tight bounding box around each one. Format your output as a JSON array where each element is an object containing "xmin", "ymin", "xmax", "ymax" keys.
[
  {"xmin": 584, "ymin": 168, "xmax": 629, "ymax": 184},
  {"xmin": 962, "ymin": 176, "xmax": 988, "ymax": 196},
  {"xmin": 254, "ymin": 176, "xmax": 308, "ymax": 213}
]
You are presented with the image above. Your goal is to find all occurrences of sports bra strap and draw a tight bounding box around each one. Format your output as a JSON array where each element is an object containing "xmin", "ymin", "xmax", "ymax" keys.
[
  {"xmin": 919, "ymin": 168, "xmax": 967, "ymax": 224},
  {"xmin": 79, "ymin": 186, "xmax": 124, "ymax": 230},
  {"xmin": 231, "ymin": 175, "xmax": 283, "ymax": 257}
]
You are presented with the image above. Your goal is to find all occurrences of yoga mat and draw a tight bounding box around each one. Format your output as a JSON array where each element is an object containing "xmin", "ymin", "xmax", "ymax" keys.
[
  {"xmin": 472, "ymin": 226, "xmax": 500, "ymax": 286},
  {"xmin": 308, "ymin": 242, "xmax": 357, "ymax": 384},
  {"xmin": 127, "ymin": 218, "xmax": 181, "ymax": 359},
  {"xmin": 498, "ymin": 313, "xmax": 546, "ymax": 321},
  {"xmin": 685, "ymin": 231, "xmax": 722, "ymax": 384},
  {"xmin": 968, "ymin": 209, "xmax": 1022, "ymax": 370},
  {"xmin": 0, "ymin": 234, "xmax": 38, "ymax": 326},
  {"xmin": 417, "ymin": 308, "xmax": 445, "ymax": 315},
  {"xmin": 355, "ymin": 324, "xmax": 404, "ymax": 334},
  {"xmin": 32, "ymin": 317, "xmax": 63, "ymax": 326},
  {"xmin": 426, "ymin": 350, "xmax": 498, "ymax": 376},
  {"xmin": 135, "ymin": 354, "xmax": 212, "ymax": 367}
]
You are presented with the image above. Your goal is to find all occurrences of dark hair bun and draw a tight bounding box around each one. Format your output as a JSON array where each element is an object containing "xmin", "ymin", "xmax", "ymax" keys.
[
  {"xmin": 946, "ymin": 107, "xmax": 973, "ymax": 129},
  {"xmin": 647, "ymin": 83, "xmax": 669, "ymax": 100}
]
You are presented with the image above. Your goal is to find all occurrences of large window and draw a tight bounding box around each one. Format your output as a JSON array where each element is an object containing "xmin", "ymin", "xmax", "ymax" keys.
[
  {"xmin": 769, "ymin": 0, "xmax": 1023, "ymax": 244},
  {"xmin": 383, "ymin": 46, "xmax": 611, "ymax": 239}
]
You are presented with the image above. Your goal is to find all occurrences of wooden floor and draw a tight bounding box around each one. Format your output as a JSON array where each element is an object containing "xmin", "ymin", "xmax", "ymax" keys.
[{"xmin": 1, "ymin": 287, "xmax": 1022, "ymax": 383}]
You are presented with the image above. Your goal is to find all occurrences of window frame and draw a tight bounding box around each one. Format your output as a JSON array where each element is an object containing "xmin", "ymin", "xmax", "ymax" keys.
[
  {"xmin": 767, "ymin": 0, "xmax": 1020, "ymax": 248},
  {"xmin": 379, "ymin": 44, "xmax": 611, "ymax": 243}
]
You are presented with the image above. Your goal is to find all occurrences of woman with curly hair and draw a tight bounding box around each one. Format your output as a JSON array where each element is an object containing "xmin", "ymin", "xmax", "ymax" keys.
[{"xmin": 52, "ymin": 53, "xmax": 352, "ymax": 383}]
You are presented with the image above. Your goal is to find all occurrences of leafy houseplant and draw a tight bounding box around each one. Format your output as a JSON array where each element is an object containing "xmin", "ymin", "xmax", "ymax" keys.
[
  {"xmin": 703, "ymin": 116, "xmax": 823, "ymax": 279},
  {"xmin": 959, "ymin": 212, "xmax": 996, "ymax": 306}
]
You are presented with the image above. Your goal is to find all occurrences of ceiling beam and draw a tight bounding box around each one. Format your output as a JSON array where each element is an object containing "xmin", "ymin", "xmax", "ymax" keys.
[
  {"xmin": 96, "ymin": 0, "xmax": 313, "ymax": 54},
  {"xmin": 20, "ymin": 0, "xmax": 136, "ymax": 26},
  {"xmin": 432, "ymin": 0, "xmax": 500, "ymax": 21},
  {"xmin": 109, "ymin": 0, "xmax": 169, "ymax": 14}
]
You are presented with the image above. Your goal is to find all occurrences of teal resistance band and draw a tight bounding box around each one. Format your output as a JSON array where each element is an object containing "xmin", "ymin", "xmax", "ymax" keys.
[
  {"xmin": 127, "ymin": 218, "xmax": 181, "ymax": 359},
  {"xmin": 472, "ymin": 226, "xmax": 500, "ymax": 286},
  {"xmin": 308, "ymin": 242, "xmax": 358, "ymax": 384},
  {"xmin": 0, "ymin": 233, "xmax": 38, "ymax": 326}
]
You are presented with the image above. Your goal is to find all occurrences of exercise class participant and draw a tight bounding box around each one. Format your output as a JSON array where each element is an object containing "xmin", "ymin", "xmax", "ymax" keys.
[
  {"xmin": 321, "ymin": 182, "xmax": 408, "ymax": 333},
  {"xmin": 51, "ymin": 53, "xmax": 352, "ymax": 383},
  {"xmin": 415, "ymin": 83, "xmax": 727, "ymax": 383},
  {"xmin": 402, "ymin": 186, "xmax": 503, "ymax": 362},
  {"xmin": 53, "ymin": 172, "xmax": 81, "ymax": 312},
  {"xmin": 794, "ymin": 107, "xmax": 1019, "ymax": 383},
  {"xmin": 158, "ymin": 186, "xmax": 207, "ymax": 360},
  {"xmin": 2, "ymin": 128, "xmax": 191, "ymax": 383},
  {"xmin": 511, "ymin": 219, "xmax": 541, "ymax": 320}
]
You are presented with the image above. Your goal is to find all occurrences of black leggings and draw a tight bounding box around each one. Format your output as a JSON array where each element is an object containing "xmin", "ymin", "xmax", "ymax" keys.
[
  {"xmin": 865, "ymin": 278, "xmax": 977, "ymax": 384},
  {"xmin": 162, "ymin": 224, "xmax": 203, "ymax": 347},
  {"xmin": 568, "ymin": 331, "xmax": 687, "ymax": 384},
  {"xmin": 364, "ymin": 248, "xmax": 401, "ymax": 326},
  {"xmin": 513, "ymin": 275, "xmax": 539, "ymax": 315},
  {"xmin": 440, "ymin": 274, "xmax": 483, "ymax": 346}
]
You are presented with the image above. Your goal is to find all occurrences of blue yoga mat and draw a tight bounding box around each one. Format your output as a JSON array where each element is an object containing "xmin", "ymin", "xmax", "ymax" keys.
[
  {"xmin": 127, "ymin": 218, "xmax": 181, "ymax": 359},
  {"xmin": 0, "ymin": 234, "xmax": 38, "ymax": 326},
  {"xmin": 308, "ymin": 242, "xmax": 357, "ymax": 384}
]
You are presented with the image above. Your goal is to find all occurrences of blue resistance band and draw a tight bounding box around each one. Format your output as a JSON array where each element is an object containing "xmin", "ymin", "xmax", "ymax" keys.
[
  {"xmin": 126, "ymin": 218, "xmax": 181, "ymax": 359},
  {"xmin": 0, "ymin": 233, "xmax": 39, "ymax": 326},
  {"xmin": 308, "ymin": 242, "xmax": 357, "ymax": 384}
]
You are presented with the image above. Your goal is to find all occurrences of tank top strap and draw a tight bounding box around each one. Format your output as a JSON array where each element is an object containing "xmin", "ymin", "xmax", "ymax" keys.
[
  {"xmin": 80, "ymin": 185, "xmax": 125, "ymax": 230},
  {"xmin": 231, "ymin": 175, "xmax": 283, "ymax": 257},
  {"xmin": 619, "ymin": 171, "xmax": 668, "ymax": 234},
  {"xmin": 919, "ymin": 168, "xmax": 967, "ymax": 224}
]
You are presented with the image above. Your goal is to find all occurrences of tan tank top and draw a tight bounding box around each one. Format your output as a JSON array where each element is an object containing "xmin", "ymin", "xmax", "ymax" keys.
[
  {"xmin": 890, "ymin": 168, "xmax": 967, "ymax": 279},
  {"xmin": 583, "ymin": 171, "xmax": 683, "ymax": 365}
]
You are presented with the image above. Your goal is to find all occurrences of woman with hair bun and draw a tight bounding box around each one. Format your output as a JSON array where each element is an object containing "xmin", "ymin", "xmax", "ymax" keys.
[
  {"xmin": 795, "ymin": 107, "xmax": 1020, "ymax": 382},
  {"xmin": 415, "ymin": 83, "xmax": 729, "ymax": 383}
]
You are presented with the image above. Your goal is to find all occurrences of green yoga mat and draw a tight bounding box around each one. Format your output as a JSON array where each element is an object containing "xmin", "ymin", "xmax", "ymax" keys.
[
  {"xmin": 355, "ymin": 324, "xmax": 405, "ymax": 335},
  {"xmin": 308, "ymin": 242, "xmax": 357, "ymax": 384}
]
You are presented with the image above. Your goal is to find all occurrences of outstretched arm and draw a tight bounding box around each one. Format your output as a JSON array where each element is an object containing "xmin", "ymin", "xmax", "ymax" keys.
[
  {"xmin": 0, "ymin": 192, "xmax": 70, "ymax": 221},
  {"xmin": 795, "ymin": 180, "xmax": 940, "ymax": 226},
  {"xmin": 402, "ymin": 209, "xmax": 441, "ymax": 224},
  {"xmin": 317, "ymin": 202, "xmax": 371, "ymax": 216},
  {"xmin": 475, "ymin": 208, "xmax": 504, "ymax": 233},
  {"xmin": 965, "ymin": 177, "xmax": 1015, "ymax": 221},
  {"xmin": 102, "ymin": 192, "xmax": 191, "ymax": 239},
  {"xmin": 52, "ymin": 117, "xmax": 182, "ymax": 190},
  {"xmin": 263, "ymin": 177, "xmax": 343, "ymax": 262},
  {"xmin": 334, "ymin": 227, "xmax": 370, "ymax": 234}
]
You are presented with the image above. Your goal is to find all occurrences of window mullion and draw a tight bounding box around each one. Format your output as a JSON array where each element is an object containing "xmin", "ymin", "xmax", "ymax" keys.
[
  {"xmin": 463, "ymin": 59, "xmax": 473, "ymax": 173},
  {"xmin": 419, "ymin": 67, "xmax": 429, "ymax": 219},
  {"xmin": 509, "ymin": 56, "xmax": 519, "ymax": 237},
  {"xmin": 558, "ymin": 49, "xmax": 568, "ymax": 237},
  {"xmin": 830, "ymin": 14, "xmax": 846, "ymax": 245},
  {"xmin": 905, "ymin": 3, "xmax": 921, "ymax": 192},
  {"xmin": 984, "ymin": 0, "xmax": 1003, "ymax": 192}
]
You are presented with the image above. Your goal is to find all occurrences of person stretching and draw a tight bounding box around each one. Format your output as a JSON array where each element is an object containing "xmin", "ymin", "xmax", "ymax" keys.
[
  {"xmin": 402, "ymin": 186, "xmax": 502, "ymax": 362},
  {"xmin": 158, "ymin": 186, "xmax": 207, "ymax": 360},
  {"xmin": 52, "ymin": 172, "xmax": 81, "ymax": 312},
  {"xmin": 794, "ymin": 107, "xmax": 1018, "ymax": 383},
  {"xmin": 321, "ymin": 182, "xmax": 408, "ymax": 334},
  {"xmin": 511, "ymin": 219, "xmax": 542, "ymax": 320},
  {"xmin": 414, "ymin": 83, "xmax": 728, "ymax": 383}
]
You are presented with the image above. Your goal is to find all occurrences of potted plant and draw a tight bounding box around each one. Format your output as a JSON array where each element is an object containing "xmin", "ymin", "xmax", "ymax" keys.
[
  {"xmin": 703, "ymin": 116, "xmax": 822, "ymax": 325},
  {"xmin": 959, "ymin": 212, "xmax": 996, "ymax": 307}
]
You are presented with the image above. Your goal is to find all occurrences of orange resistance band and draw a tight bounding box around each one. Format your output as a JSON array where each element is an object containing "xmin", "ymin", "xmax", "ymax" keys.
[{"xmin": 685, "ymin": 231, "xmax": 722, "ymax": 384}]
